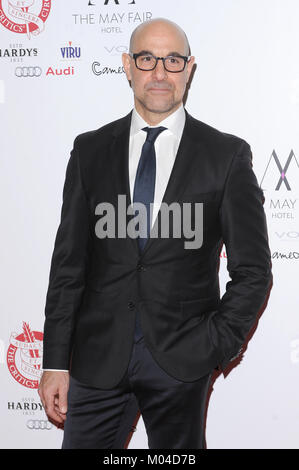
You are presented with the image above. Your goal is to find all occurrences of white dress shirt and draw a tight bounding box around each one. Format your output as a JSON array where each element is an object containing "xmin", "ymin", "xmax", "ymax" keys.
[
  {"xmin": 43, "ymin": 103, "xmax": 186, "ymax": 373},
  {"xmin": 129, "ymin": 103, "xmax": 186, "ymax": 229}
]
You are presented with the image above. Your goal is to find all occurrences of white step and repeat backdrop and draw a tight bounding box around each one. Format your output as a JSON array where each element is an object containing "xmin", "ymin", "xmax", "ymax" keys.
[{"xmin": 0, "ymin": 0, "xmax": 298, "ymax": 449}]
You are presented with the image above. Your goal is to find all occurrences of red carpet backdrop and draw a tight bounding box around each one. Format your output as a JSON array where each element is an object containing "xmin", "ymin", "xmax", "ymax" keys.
[{"xmin": 0, "ymin": 0, "xmax": 298, "ymax": 448}]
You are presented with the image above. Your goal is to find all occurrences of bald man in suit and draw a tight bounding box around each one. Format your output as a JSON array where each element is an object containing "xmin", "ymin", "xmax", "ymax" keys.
[{"xmin": 39, "ymin": 18, "xmax": 272, "ymax": 449}]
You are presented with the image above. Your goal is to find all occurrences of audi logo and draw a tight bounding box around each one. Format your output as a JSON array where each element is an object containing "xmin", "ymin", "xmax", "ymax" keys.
[
  {"xmin": 26, "ymin": 419, "xmax": 52, "ymax": 430},
  {"xmin": 15, "ymin": 66, "xmax": 42, "ymax": 78}
]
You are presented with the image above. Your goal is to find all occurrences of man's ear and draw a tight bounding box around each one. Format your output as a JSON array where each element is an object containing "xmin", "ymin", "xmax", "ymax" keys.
[
  {"xmin": 186, "ymin": 55, "xmax": 195, "ymax": 82},
  {"xmin": 122, "ymin": 53, "xmax": 132, "ymax": 81}
]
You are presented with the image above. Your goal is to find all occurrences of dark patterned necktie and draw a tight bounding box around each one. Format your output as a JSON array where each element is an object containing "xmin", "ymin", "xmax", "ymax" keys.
[{"xmin": 132, "ymin": 125, "xmax": 167, "ymax": 341}]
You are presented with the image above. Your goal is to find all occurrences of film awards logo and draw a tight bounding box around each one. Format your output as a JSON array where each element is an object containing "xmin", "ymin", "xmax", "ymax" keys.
[
  {"xmin": 0, "ymin": 0, "xmax": 51, "ymax": 39},
  {"xmin": 7, "ymin": 322, "xmax": 43, "ymax": 389}
]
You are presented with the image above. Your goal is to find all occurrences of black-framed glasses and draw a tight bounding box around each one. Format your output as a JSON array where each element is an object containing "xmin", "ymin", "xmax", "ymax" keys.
[{"xmin": 129, "ymin": 52, "xmax": 191, "ymax": 73}]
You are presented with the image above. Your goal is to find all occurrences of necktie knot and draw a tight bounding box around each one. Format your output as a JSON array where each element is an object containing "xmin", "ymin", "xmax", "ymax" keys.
[{"xmin": 142, "ymin": 126, "xmax": 167, "ymax": 144}]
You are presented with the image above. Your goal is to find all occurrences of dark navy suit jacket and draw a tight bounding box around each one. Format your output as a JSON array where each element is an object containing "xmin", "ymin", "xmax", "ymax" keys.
[{"xmin": 42, "ymin": 109, "xmax": 272, "ymax": 389}]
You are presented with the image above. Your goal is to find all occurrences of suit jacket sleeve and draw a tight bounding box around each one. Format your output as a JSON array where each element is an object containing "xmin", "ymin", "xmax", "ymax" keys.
[
  {"xmin": 210, "ymin": 140, "xmax": 273, "ymax": 372},
  {"xmin": 42, "ymin": 137, "xmax": 92, "ymax": 370}
]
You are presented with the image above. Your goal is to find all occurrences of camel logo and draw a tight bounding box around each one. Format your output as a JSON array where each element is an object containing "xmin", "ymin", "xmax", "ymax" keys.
[
  {"xmin": 260, "ymin": 150, "xmax": 299, "ymax": 191},
  {"xmin": 7, "ymin": 322, "xmax": 43, "ymax": 389},
  {"xmin": 0, "ymin": 0, "xmax": 51, "ymax": 39}
]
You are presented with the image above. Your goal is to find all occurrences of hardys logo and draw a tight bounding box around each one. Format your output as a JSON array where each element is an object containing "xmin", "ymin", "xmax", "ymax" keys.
[
  {"xmin": 7, "ymin": 322, "xmax": 43, "ymax": 389},
  {"xmin": 0, "ymin": 0, "xmax": 51, "ymax": 39}
]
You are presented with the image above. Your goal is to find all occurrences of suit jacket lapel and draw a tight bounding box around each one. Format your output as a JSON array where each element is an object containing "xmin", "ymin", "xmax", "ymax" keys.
[
  {"xmin": 110, "ymin": 110, "xmax": 139, "ymax": 254},
  {"xmin": 110, "ymin": 110, "xmax": 132, "ymax": 207}
]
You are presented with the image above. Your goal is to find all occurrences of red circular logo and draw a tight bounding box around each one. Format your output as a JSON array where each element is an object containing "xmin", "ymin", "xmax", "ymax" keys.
[
  {"xmin": 7, "ymin": 322, "xmax": 43, "ymax": 389},
  {"xmin": 0, "ymin": 0, "xmax": 51, "ymax": 38}
]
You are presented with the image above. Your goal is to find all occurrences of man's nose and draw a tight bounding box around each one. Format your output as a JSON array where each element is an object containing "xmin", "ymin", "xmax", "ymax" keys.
[{"xmin": 152, "ymin": 59, "xmax": 168, "ymax": 80}]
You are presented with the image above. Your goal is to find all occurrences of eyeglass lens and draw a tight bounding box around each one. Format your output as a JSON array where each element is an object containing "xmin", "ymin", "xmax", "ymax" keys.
[{"xmin": 136, "ymin": 54, "xmax": 186, "ymax": 71}]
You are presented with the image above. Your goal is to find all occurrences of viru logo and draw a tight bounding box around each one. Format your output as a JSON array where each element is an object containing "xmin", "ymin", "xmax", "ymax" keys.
[{"xmin": 60, "ymin": 41, "xmax": 81, "ymax": 60}]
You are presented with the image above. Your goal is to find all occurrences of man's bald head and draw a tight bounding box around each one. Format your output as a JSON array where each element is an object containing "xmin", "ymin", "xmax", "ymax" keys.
[
  {"xmin": 129, "ymin": 18, "xmax": 191, "ymax": 56},
  {"xmin": 122, "ymin": 17, "xmax": 195, "ymax": 125}
]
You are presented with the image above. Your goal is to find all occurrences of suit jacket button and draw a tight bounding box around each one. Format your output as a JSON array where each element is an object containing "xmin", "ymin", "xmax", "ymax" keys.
[
  {"xmin": 137, "ymin": 263, "xmax": 145, "ymax": 271},
  {"xmin": 128, "ymin": 301, "xmax": 135, "ymax": 310}
]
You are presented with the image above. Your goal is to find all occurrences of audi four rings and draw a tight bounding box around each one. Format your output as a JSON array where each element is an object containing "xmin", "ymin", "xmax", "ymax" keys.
[
  {"xmin": 15, "ymin": 66, "xmax": 42, "ymax": 77},
  {"xmin": 26, "ymin": 419, "xmax": 52, "ymax": 430}
]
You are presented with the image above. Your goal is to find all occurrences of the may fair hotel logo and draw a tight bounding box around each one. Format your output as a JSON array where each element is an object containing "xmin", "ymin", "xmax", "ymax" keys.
[
  {"xmin": 260, "ymin": 148, "xmax": 299, "ymax": 249},
  {"xmin": 72, "ymin": 0, "xmax": 152, "ymax": 34},
  {"xmin": 0, "ymin": 1, "xmax": 51, "ymax": 39},
  {"xmin": 260, "ymin": 149, "xmax": 299, "ymax": 220}
]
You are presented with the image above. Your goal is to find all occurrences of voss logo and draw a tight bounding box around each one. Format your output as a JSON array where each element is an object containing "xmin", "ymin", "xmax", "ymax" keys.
[
  {"xmin": 104, "ymin": 45, "xmax": 127, "ymax": 55},
  {"xmin": 260, "ymin": 150, "xmax": 299, "ymax": 191},
  {"xmin": 15, "ymin": 66, "xmax": 41, "ymax": 77}
]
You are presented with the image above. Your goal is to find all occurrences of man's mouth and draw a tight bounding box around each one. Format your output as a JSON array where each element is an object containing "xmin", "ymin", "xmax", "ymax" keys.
[{"xmin": 148, "ymin": 87, "xmax": 171, "ymax": 93}]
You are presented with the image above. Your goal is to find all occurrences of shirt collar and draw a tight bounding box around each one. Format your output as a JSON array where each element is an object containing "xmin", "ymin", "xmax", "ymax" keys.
[{"xmin": 130, "ymin": 103, "xmax": 186, "ymax": 138}]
